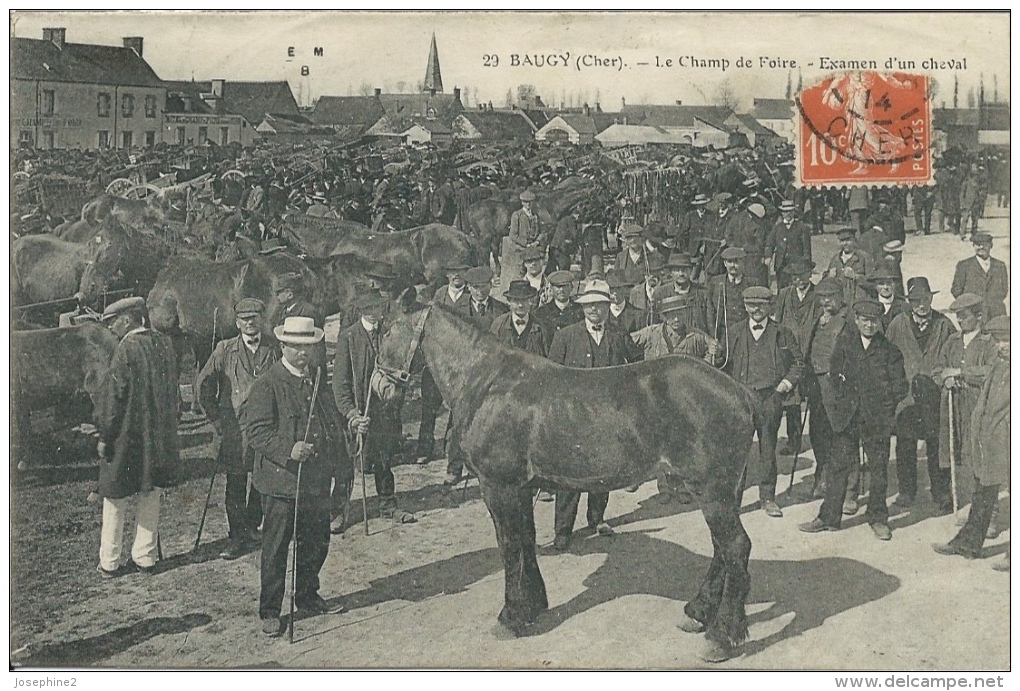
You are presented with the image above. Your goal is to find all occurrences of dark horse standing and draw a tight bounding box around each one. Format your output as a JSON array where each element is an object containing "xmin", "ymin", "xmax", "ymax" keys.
[{"xmin": 377, "ymin": 305, "xmax": 761, "ymax": 662}]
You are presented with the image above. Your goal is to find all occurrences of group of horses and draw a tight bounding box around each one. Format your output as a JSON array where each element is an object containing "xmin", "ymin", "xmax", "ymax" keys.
[{"xmin": 12, "ymin": 173, "xmax": 761, "ymax": 662}]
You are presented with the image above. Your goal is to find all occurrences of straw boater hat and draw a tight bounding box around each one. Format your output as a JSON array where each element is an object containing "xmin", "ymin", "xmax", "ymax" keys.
[
  {"xmin": 274, "ymin": 316, "xmax": 324, "ymax": 345},
  {"xmin": 779, "ymin": 200, "xmax": 797, "ymax": 213},
  {"xmin": 573, "ymin": 279, "xmax": 613, "ymax": 304},
  {"xmin": 659, "ymin": 295, "xmax": 693, "ymax": 315},
  {"xmin": 691, "ymin": 193, "xmax": 709, "ymax": 206},
  {"xmin": 882, "ymin": 240, "xmax": 904, "ymax": 254}
]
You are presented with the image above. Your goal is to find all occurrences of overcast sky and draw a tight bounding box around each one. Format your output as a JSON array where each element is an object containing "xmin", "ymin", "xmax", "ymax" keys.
[{"xmin": 11, "ymin": 11, "xmax": 1009, "ymax": 111}]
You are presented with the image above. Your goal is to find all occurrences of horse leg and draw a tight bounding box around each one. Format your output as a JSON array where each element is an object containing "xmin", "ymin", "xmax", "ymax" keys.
[
  {"xmin": 700, "ymin": 500, "xmax": 751, "ymax": 662},
  {"xmin": 479, "ymin": 478, "xmax": 549, "ymax": 634}
]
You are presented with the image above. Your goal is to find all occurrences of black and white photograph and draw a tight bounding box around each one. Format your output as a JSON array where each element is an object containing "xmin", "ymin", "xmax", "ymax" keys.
[{"xmin": 8, "ymin": 10, "xmax": 1011, "ymax": 676}]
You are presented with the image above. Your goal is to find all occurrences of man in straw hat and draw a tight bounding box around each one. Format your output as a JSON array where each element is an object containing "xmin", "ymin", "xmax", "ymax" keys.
[
  {"xmin": 799, "ymin": 299, "xmax": 908, "ymax": 540},
  {"xmin": 885, "ymin": 277, "xmax": 958, "ymax": 515},
  {"xmin": 548, "ymin": 278, "xmax": 641, "ymax": 550},
  {"xmin": 243, "ymin": 316, "xmax": 349, "ymax": 636},
  {"xmin": 196, "ymin": 298, "xmax": 278, "ymax": 560},
  {"xmin": 933, "ymin": 315, "xmax": 1009, "ymax": 568},
  {"xmin": 723, "ymin": 286, "xmax": 805, "ymax": 518},
  {"xmin": 95, "ymin": 297, "xmax": 179, "ymax": 578}
]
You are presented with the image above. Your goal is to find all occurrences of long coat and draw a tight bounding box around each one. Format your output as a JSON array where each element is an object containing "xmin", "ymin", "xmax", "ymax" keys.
[
  {"xmin": 932, "ymin": 331, "xmax": 997, "ymax": 471},
  {"xmin": 773, "ymin": 283, "xmax": 820, "ymax": 351},
  {"xmin": 824, "ymin": 326, "xmax": 909, "ymax": 437},
  {"xmin": 951, "ymin": 256, "xmax": 1009, "ymax": 320},
  {"xmin": 243, "ymin": 361, "xmax": 347, "ymax": 500},
  {"xmin": 332, "ymin": 321, "xmax": 401, "ymax": 457},
  {"xmin": 548, "ymin": 321, "xmax": 640, "ymax": 368},
  {"xmin": 613, "ymin": 247, "xmax": 664, "ymax": 286},
  {"xmin": 489, "ymin": 312, "xmax": 551, "ymax": 358},
  {"xmin": 707, "ymin": 275, "xmax": 761, "ymax": 342},
  {"xmin": 967, "ymin": 356, "xmax": 1010, "ymax": 486},
  {"xmin": 609, "ymin": 302, "xmax": 646, "ymax": 334},
  {"xmin": 96, "ymin": 329, "xmax": 180, "ymax": 499},
  {"xmin": 769, "ymin": 217, "xmax": 813, "ymax": 276},
  {"xmin": 196, "ymin": 335, "xmax": 279, "ymax": 472},
  {"xmin": 825, "ymin": 248, "xmax": 873, "ymax": 308},
  {"xmin": 885, "ymin": 310, "xmax": 957, "ymax": 413}
]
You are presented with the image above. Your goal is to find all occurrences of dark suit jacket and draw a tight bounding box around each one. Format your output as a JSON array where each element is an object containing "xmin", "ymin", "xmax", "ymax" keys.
[
  {"xmin": 243, "ymin": 361, "xmax": 347, "ymax": 499},
  {"xmin": 489, "ymin": 312, "xmax": 551, "ymax": 357},
  {"xmin": 432, "ymin": 285, "xmax": 472, "ymax": 317},
  {"xmin": 769, "ymin": 218, "xmax": 813, "ymax": 271},
  {"xmin": 609, "ymin": 303, "xmax": 646, "ymax": 335},
  {"xmin": 951, "ymin": 256, "xmax": 1009, "ymax": 320},
  {"xmin": 331, "ymin": 321, "xmax": 400, "ymax": 456},
  {"xmin": 535, "ymin": 300, "xmax": 584, "ymax": 335},
  {"xmin": 466, "ymin": 297, "xmax": 508, "ymax": 332},
  {"xmin": 548, "ymin": 321, "xmax": 641, "ymax": 368},
  {"xmin": 613, "ymin": 247, "xmax": 664, "ymax": 285},
  {"xmin": 824, "ymin": 326, "xmax": 909, "ymax": 436},
  {"xmin": 724, "ymin": 318, "xmax": 805, "ymax": 394}
]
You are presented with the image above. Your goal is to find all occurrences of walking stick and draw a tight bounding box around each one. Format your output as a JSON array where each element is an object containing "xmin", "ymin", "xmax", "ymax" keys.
[
  {"xmin": 193, "ymin": 307, "xmax": 220, "ymax": 553},
  {"xmin": 787, "ymin": 403, "xmax": 810, "ymax": 493},
  {"xmin": 948, "ymin": 387, "xmax": 959, "ymax": 517},
  {"xmin": 351, "ymin": 348, "xmax": 373, "ymax": 536},
  {"xmin": 290, "ymin": 367, "xmax": 323, "ymax": 644}
]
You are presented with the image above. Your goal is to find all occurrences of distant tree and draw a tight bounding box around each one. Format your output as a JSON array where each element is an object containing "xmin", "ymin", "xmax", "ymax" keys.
[
  {"xmin": 396, "ymin": 80, "xmax": 407, "ymax": 94},
  {"xmin": 358, "ymin": 81, "xmax": 373, "ymax": 97},
  {"xmin": 472, "ymin": 87, "xmax": 479, "ymax": 107},
  {"xmin": 785, "ymin": 71, "xmax": 792, "ymax": 100},
  {"xmin": 953, "ymin": 75, "xmax": 959, "ymax": 108},
  {"xmin": 796, "ymin": 70, "xmax": 803, "ymax": 94},
  {"xmin": 505, "ymin": 88, "xmax": 514, "ymax": 108},
  {"xmin": 966, "ymin": 87, "xmax": 976, "ymax": 109},
  {"xmin": 711, "ymin": 78, "xmax": 740, "ymax": 111},
  {"xmin": 416, "ymin": 80, "xmax": 425, "ymax": 93},
  {"xmin": 516, "ymin": 84, "xmax": 537, "ymax": 107},
  {"xmin": 594, "ymin": 87, "xmax": 602, "ymax": 108}
]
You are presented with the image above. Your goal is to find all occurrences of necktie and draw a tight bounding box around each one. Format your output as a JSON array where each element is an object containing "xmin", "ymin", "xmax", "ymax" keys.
[
  {"xmin": 514, "ymin": 319, "xmax": 527, "ymax": 328},
  {"xmin": 752, "ymin": 323, "xmax": 765, "ymax": 332},
  {"xmin": 590, "ymin": 323, "xmax": 604, "ymax": 332},
  {"xmin": 245, "ymin": 338, "xmax": 259, "ymax": 349}
]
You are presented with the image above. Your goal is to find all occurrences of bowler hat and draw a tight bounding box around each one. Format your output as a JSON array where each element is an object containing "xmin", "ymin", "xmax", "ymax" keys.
[
  {"xmin": 464, "ymin": 266, "xmax": 494, "ymax": 285},
  {"xmin": 521, "ymin": 247, "xmax": 545, "ymax": 262},
  {"xmin": 947, "ymin": 293, "xmax": 984, "ymax": 313},
  {"xmin": 101, "ymin": 296, "xmax": 145, "ymax": 322},
  {"xmin": 664, "ymin": 252, "xmax": 694, "ymax": 269},
  {"xmin": 519, "ymin": 190, "xmax": 537, "ymax": 202},
  {"xmin": 853, "ymin": 299, "xmax": 884, "ymax": 318},
  {"xmin": 814, "ymin": 277, "xmax": 843, "ymax": 297},
  {"xmin": 442, "ymin": 259, "xmax": 472, "ymax": 272},
  {"xmin": 983, "ymin": 315, "xmax": 1010, "ymax": 338},
  {"xmin": 720, "ymin": 247, "xmax": 746, "ymax": 260},
  {"xmin": 906, "ymin": 276, "xmax": 938, "ymax": 298},
  {"xmin": 504, "ymin": 281, "xmax": 538, "ymax": 301},
  {"xmin": 234, "ymin": 297, "xmax": 265, "ymax": 318},
  {"xmin": 274, "ymin": 316, "xmax": 324, "ymax": 345},
  {"xmin": 275, "ymin": 272, "xmax": 304, "ymax": 293},
  {"xmin": 353, "ymin": 293, "xmax": 387, "ymax": 312},
  {"xmin": 574, "ymin": 279, "xmax": 613, "ymax": 304},
  {"xmin": 547, "ymin": 270, "xmax": 575, "ymax": 287},
  {"xmin": 869, "ymin": 267, "xmax": 900, "ymax": 283},
  {"xmin": 742, "ymin": 286, "xmax": 773, "ymax": 303},
  {"xmin": 971, "ymin": 232, "xmax": 993, "ymax": 245}
]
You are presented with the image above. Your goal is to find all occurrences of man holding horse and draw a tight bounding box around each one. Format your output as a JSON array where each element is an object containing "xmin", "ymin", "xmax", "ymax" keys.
[{"xmin": 548, "ymin": 278, "xmax": 642, "ymax": 550}]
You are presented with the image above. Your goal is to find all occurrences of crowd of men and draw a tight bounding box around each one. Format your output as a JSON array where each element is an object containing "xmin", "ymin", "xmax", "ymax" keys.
[{"xmin": 88, "ymin": 172, "xmax": 1010, "ymax": 636}]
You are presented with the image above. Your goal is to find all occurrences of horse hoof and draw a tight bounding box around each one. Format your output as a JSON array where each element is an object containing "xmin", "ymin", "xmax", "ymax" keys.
[
  {"xmin": 677, "ymin": 615, "xmax": 706, "ymax": 634},
  {"xmin": 699, "ymin": 640, "xmax": 735, "ymax": 663}
]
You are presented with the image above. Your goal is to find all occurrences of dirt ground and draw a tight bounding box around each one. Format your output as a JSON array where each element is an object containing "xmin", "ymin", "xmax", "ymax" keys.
[{"xmin": 9, "ymin": 205, "xmax": 1011, "ymax": 670}]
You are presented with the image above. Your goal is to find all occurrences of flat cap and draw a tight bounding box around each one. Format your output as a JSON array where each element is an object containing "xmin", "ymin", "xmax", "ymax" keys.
[
  {"xmin": 664, "ymin": 252, "xmax": 694, "ymax": 268},
  {"xmin": 353, "ymin": 293, "xmax": 387, "ymax": 311},
  {"xmin": 521, "ymin": 247, "xmax": 545, "ymax": 262},
  {"xmin": 721, "ymin": 247, "xmax": 746, "ymax": 260},
  {"xmin": 853, "ymin": 299, "xmax": 884, "ymax": 318},
  {"xmin": 971, "ymin": 232, "xmax": 993, "ymax": 245},
  {"xmin": 234, "ymin": 297, "xmax": 265, "ymax": 318},
  {"xmin": 442, "ymin": 258, "xmax": 472, "ymax": 272},
  {"xmin": 742, "ymin": 286, "xmax": 773, "ymax": 303},
  {"xmin": 814, "ymin": 277, "xmax": 843, "ymax": 296},
  {"xmin": 101, "ymin": 296, "xmax": 145, "ymax": 321},
  {"xmin": 547, "ymin": 270, "xmax": 575, "ymax": 287},
  {"xmin": 837, "ymin": 227, "xmax": 857, "ymax": 240},
  {"xmin": 983, "ymin": 315, "xmax": 1010, "ymax": 337},
  {"xmin": 519, "ymin": 190, "xmax": 537, "ymax": 202},
  {"xmin": 779, "ymin": 200, "xmax": 797, "ymax": 212},
  {"xmin": 620, "ymin": 224, "xmax": 644, "ymax": 238},
  {"xmin": 947, "ymin": 293, "xmax": 984, "ymax": 313},
  {"xmin": 691, "ymin": 193, "xmax": 709, "ymax": 206},
  {"xmin": 464, "ymin": 266, "xmax": 494, "ymax": 285}
]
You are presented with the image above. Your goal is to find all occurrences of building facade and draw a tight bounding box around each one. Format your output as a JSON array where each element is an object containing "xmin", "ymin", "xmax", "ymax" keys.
[{"xmin": 11, "ymin": 29, "xmax": 165, "ymax": 150}]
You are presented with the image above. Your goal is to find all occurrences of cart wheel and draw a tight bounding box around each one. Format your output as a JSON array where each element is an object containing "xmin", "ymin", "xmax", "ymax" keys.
[
  {"xmin": 130, "ymin": 183, "xmax": 163, "ymax": 199},
  {"xmin": 12, "ymin": 171, "xmax": 30, "ymax": 182},
  {"xmin": 105, "ymin": 178, "xmax": 136, "ymax": 198},
  {"xmin": 221, "ymin": 169, "xmax": 245, "ymax": 184}
]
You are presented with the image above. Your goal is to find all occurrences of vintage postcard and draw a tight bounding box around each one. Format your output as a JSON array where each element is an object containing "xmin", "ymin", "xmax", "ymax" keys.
[{"xmin": 9, "ymin": 10, "xmax": 1010, "ymax": 678}]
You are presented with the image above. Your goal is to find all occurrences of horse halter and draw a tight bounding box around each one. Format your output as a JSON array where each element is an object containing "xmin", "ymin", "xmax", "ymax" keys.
[{"xmin": 376, "ymin": 305, "xmax": 431, "ymax": 384}]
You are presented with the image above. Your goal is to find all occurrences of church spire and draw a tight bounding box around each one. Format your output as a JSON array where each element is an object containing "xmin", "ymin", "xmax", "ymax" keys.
[{"xmin": 423, "ymin": 33, "xmax": 444, "ymax": 94}]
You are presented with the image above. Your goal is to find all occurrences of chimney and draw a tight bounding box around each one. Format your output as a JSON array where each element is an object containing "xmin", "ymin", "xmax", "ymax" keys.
[
  {"xmin": 595, "ymin": 102, "xmax": 602, "ymax": 113},
  {"xmin": 675, "ymin": 100, "xmax": 683, "ymax": 106},
  {"xmin": 583, "ymin": 103, "xmax": 590, "ymax": 116},
  {"xmin": 453, "ymin": 87, "xmax": 461, "ymax": 102},
  {"xmin": 621, "ymin": 96, "xmax": 626, "ymax": 109},
  {"xmin": 123, "ymin": 36, "xmax": 143, "ymax": 57},
  {"xmin": 211, "ymin": 79, "xmax": 225, "ymax": 98},
  {"xmin": 374, "ymin": 88, "xmax": 382, "ymax": 97},
  {"xmin": 43, "ymin": 28, "xmax": 66, "ymax": 49}
]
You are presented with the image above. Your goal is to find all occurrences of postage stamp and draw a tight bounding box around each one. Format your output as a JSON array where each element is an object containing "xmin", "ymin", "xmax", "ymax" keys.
[{"xmin": 795, "ymin": 71, "xmax": 933, "ymax": 187}]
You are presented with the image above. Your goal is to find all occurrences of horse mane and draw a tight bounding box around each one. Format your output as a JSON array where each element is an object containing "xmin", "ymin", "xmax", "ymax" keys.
[{"xmin": 426, "ymin": 303, "xmax": 551, "ymax": 373}]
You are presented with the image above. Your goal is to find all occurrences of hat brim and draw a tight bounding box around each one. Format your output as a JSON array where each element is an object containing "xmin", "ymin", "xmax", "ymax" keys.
[
  {"xmin": 574, "ymin": 293, "xmax": 612, "ymax": 304},
  {"xmin": 273, "ymin": 325, "xmax": 324, "ymax": 344},
  {"xmin": 235, "ymin": 311, "xmax": 263, "ymax": 318}
]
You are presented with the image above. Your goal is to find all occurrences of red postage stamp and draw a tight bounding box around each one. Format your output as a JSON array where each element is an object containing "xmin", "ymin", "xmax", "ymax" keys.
[{"xmin": 795, "ymin": 71, "xmax": 932, "ymax": 187}]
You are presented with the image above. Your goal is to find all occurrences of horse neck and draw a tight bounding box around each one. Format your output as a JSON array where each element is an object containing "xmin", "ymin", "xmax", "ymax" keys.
[{"xmin": 419, "ymin": 308, "xmax": 499, "ymax": 406}]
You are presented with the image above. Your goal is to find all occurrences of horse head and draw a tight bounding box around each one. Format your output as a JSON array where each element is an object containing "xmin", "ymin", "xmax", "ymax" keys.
[
  {"xmin": 376, "ymin": 297, "xmax": 430, "ymax": 384},
  {"xmin": 75, "ymin": 220, "xmax": 131, "ymax": 307}
]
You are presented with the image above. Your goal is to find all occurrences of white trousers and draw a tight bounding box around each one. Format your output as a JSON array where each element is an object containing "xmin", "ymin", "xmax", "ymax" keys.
[{"xmin": 99, "ymin": 490, "xmax": 161, "ymax": 570}]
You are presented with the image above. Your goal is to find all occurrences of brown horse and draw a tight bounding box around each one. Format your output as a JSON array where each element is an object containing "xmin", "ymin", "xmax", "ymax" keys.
[{"xmin": 376, "ymin": 305, "xmax": 760, "ymax": 661}]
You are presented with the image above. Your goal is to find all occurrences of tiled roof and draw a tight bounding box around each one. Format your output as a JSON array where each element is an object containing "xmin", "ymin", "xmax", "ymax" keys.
[
  {"xmin": 752, "ymin": 98, "xmax": 795, "ymax": 121},
  {"xmin": 734, "ymin": 113, "xmax": 778, "ymax": 137},
  {"xmin": 165, "ymin": 80, "xmax": 300, "ymax": 125},
  {"xmin": 457, "ymin": 110, "xmax": 536, "ymax": 140},
  {"xmin": 378, "ymin": 93, "xmax": 463, "ymax": 123},
  {"xmin": 310, "ymin": 96, "xmax": 385, "ymax": 128},
  {"xmin": 621, "ymin": 104, "xmax": 734, "ymax": 131},
  {"xmin": 12, "ymin": 37, "xmax": 163, "ymax": 87},
  {"xmin": 557, "ymin": 113, "xmax": 616, "ymax": 135}
]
